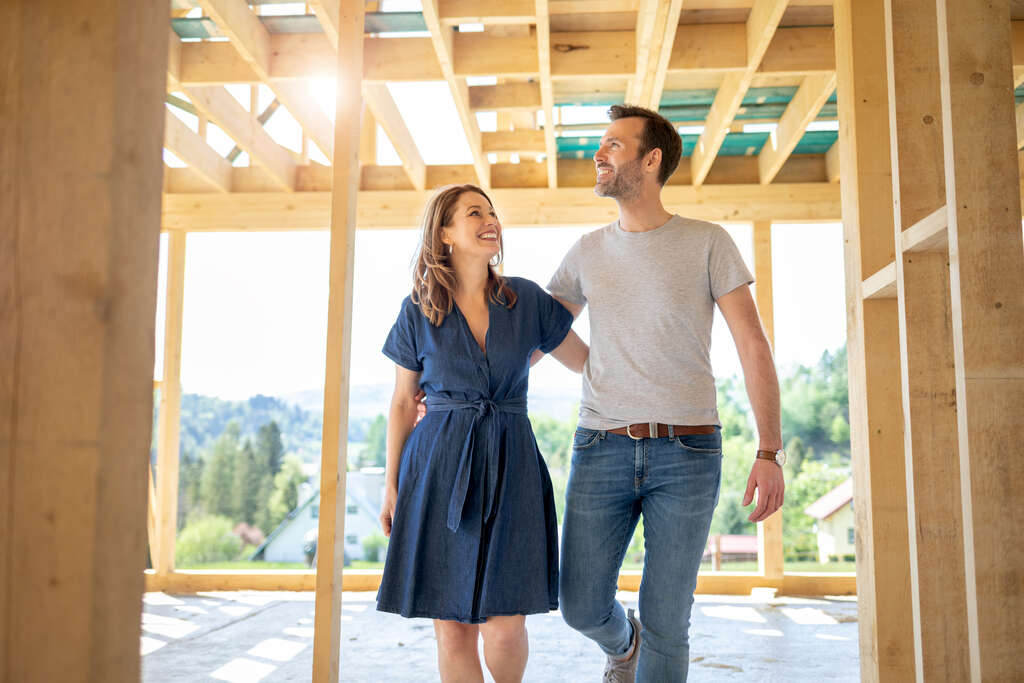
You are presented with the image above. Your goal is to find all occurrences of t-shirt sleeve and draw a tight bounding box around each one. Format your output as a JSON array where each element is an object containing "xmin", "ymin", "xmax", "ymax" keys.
[
  {"xmin": 708, "ymin": 226, "xmax": 755, "ymax": 300},
  {"xmin": 381, "ymin": 297, "xmax": 423, "ymax": 372},
  {"xmin": 535, "ymin": 283, "xmax": 575, "ymax": 353},
  {"xmin": 546, "ymin": 238, "xmax": 586, "ymax": 307}
]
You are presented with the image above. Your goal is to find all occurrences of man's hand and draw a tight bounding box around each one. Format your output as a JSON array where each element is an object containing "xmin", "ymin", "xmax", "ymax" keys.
[
  {"xmin": 742, "ymin": 459, "xmax": 785, "ymax": 522},
  {"xmin": 414, "ymin": 389, "xmax": 426, "ymax": 424}
]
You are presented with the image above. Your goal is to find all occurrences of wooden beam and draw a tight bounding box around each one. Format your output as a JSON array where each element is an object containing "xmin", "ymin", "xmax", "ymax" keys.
[
  {"xmin": 536, "ymin": 0, "xmax": 559, "ymax": 187},
  {"xmin": 164, "ymin": 110, "xmax": 232, "ymax": 192},
  {"xmin": 1, "ymin": 2, "xmax": 165, "ymax": 679},
  {"xmin": 691, "ymin": 0, "xmax": 790, "ymax": 186},
  {"xmin": 170, "ymin": 23, "xmax": 1024, "ymax": 86},
  {"xmin": 482, "ymin": 130, "xmax": 547, "ymax": 154},
  {"xmin": 884, "ymin": 1, "xmax": 970, "ymax": 675},
  {"xmin": 362, "ymin": 83, "xmax": 427, "ymax": 191},
  {"xmin": 834, "ymin": 1, "xmax": 916, "ymax": 681},
  {"xmin": 825, "ymin": 140, "xmax": 840, "ymax": 182},
  {"xmin": 154, "ymin": 231, "xmax": 187, "ymax": 576},
  {"xmin": 307, "ymin": 0, "xmax": 339, "ymax": 50},
  {"xmin": 439, "ymin": 0, "xmax": 536, "ymax": 25},
  {"xmin": 628, "ymin": 0, "xmax": 685, "ymax": 108},
  {"xmin": 312, "ymin": 1, "xmax": 363, "ymax": 679},
  {"xmin": 421, "ymin": 0, "xmax": 490, "ymax": 187},
  {"xmin": 144, "ymin": 568, "xmax": 856, "ymax": 596},
  {"xmin": 469, "ymin": 82, "xmax": 542, "ymax": 111},
  {"xmin": 183, "ymin": 85, "xmax": 296, "ymax": 191},
  {"xmin": 758, "ymin": 73, "xmax": 836, "ymax": 184},
  {"xmin": 752, "ymin": 221, "xmax": 784, "ymax": 580},
  {"xmin": 197, "ymin": 0, "xmax": 335, "ymax": 164},
  {"xmin": 936, "ymin": 0, "xmax": 1024, "ymax": 678},
  {"xmin": 1016, "ymin": 102, "xmax": 1024, "ymax": 149},
  {"xmin": 162, "ymin": 183, "xmax": 843, "ymax": 230}
]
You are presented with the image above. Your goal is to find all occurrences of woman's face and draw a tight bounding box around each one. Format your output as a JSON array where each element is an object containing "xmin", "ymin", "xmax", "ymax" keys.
[{"xmin": 441, "ymin": 191, "xmax": 502, "ymax": 261}]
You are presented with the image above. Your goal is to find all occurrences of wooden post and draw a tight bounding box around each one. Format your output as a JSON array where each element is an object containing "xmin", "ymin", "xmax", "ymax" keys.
[
  {"xmin": 935, "ymin": 1, "xmax": 1024, "ymax": 678},
  {"xmin": 312, "ymin": 1, "xmax": 363, "ymax": 681},
  {"xmin": 882, "ymin": 0, "xmax": 968, "ymax": 679},
  {"xmin": 752, "ymin": 221, "xmax": 784, "ymax": 580},
  {"xmin": 0, "ymin": 1, "xmax": 168, "ymax": 681},
  {"xmin": 834, "ymin": 0, "xmax": 916, "ymax": 680},
  {"xmin": 154, "ymin": 231, "xmax": 187, "ymax": 575}
]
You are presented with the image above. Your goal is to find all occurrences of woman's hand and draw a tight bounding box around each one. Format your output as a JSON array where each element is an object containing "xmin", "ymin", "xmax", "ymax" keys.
[{"xmin": 380, "ymin": 484, "xmax": 398, "ymax": 537}]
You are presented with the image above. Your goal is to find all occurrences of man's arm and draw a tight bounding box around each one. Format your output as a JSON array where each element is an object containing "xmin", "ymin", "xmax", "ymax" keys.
[
  {"xmin": 716, "ymin": 284, "xmax": 785, "ymax": 522},
  {"xmin": 530, "ymin": 295, "xmax": 585, "ymax": 366}
]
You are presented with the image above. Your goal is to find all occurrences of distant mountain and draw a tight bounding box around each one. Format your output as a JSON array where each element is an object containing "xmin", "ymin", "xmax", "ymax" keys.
[{"xmin": 169, "ymin": 385, "xmax": 581, "ymax": 465}]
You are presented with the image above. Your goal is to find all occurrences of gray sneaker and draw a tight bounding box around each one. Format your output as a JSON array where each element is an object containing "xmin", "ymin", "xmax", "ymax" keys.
[{"xmin": 603, "ymin": 608, "xmax": 642, "ymax": 682}]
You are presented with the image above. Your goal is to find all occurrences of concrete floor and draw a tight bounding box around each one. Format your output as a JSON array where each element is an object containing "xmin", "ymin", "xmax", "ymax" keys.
[{"xmin": 141, "ymin": 590, "xmax": 859, "ymax": 682}]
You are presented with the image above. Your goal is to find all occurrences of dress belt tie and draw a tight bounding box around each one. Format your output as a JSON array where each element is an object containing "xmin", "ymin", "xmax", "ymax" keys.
[{"xmin": 424, "ymin": 396, "xmax": 528, "ymax": 532}]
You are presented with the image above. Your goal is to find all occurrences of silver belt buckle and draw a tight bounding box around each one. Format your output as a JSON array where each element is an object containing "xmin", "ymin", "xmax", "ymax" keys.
[{"xmin": 625, "ymin": 421, "xmax": 659, "ymax": 440}]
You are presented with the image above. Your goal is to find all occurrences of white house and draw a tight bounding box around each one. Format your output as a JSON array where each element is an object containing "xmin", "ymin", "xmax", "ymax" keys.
[
  {"xmin": 251, "ymin": 468, "xmax": 386, "ymax": 564},
  {"xmin": 804, "ymin": 477, "xmax": 855, "ymax": 564}
]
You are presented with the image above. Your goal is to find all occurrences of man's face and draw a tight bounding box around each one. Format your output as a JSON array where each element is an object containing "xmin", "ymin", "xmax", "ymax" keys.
[{"xmin": 594, "ymin": 117, "xmax": 647, "ymax": 200}]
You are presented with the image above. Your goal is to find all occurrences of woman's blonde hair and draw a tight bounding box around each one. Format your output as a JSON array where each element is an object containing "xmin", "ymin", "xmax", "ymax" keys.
[{"xmin": 411, "ymin": 184, "xmax": 517, "ymax": 326}]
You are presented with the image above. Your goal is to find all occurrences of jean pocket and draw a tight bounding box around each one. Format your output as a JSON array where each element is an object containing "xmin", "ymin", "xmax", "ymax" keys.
[
  {"xmin": 572, "ymin": 427, "xmax": 601, "ymax": 451},
  {"xmin": 673, "ymin": 432, "xmax": 722, "ymax": 454}
]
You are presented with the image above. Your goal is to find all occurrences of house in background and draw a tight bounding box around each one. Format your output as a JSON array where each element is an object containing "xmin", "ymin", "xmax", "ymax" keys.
[
  {"xmin": 251, "ymin": 468, "xmax": 386, "ymax": 564},
  {"xmin": 805, "ymin": 478, "xmax": 855, "ymax": 563}
]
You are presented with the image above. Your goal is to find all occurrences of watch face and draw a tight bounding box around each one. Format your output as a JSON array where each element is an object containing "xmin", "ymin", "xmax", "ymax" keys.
[{"xmin": 775, "ymin": 449, "xmax": 787, "ymax": 466}]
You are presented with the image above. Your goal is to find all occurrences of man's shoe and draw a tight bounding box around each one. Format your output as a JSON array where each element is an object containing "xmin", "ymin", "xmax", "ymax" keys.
[{"xmin": 603, "ymin": 608, "xmax": 642, "ymax": 682}]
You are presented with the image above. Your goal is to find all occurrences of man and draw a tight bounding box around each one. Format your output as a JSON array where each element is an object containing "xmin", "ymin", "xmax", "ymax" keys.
[{"xmin": 547, "ymin": 105, "xmax": 785, "ymax": 682}]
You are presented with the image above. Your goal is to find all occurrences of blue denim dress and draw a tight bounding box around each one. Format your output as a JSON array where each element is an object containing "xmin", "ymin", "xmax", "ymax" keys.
[{"xmin": 377, "ymin": 277, "xmax": 573, "ymax": 623}]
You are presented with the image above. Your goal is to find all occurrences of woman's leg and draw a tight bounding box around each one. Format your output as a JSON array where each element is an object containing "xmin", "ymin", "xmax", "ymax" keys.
[
  {"xmin": 433, "ymin": 620, "xmax": 483, "ymax": 683},
  {"xmin": 478, "ymin": 615, "xmax": 528, "ymax": 683}
]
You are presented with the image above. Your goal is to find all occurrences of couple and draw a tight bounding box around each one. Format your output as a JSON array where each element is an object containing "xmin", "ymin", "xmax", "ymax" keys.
[{"xmin": 375, "ymin": 105, "xmax": 785, "ymax": 682}]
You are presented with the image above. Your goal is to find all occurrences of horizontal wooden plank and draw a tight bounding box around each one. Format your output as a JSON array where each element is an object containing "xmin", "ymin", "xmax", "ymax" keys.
[
  {"xmin": 482, "ymin": 130, "xmax": 547, "ymax": 153},
  {"xmin": 469, "ymin": 82, "xmax": 542, "ymax": 111},
  {"xmin": 861, "ymin": 262, "xmax": 897, "ymax": 300},
  {"xmin": 162, "ymin": 183, "xmax": 844, "ymax": 230},
  {"xmin": 144, "ymin": 569, "xmax": 856, "ymax": 596},
  {"xmin": 439, "ymin": 0, "xmax": 536, "ymax": 25},
  {"xmin": 901, "ymin": 205, "xmax": 948, "ymax": 253}
]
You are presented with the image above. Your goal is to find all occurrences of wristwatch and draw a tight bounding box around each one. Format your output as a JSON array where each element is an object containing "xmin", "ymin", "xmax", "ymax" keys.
[{"xmin": 756, "ymin": 449, "xmax": 787, "ymax": 466}]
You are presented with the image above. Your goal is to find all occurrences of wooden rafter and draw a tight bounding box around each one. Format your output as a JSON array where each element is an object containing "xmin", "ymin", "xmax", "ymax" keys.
[
  {"xmin": 690, "ymin": 0, "xmax": 791, "ymax": 186},
  {"xmin": 536, "ymin": 0, "xmax": 558, "ymax": 187},
  {"xmin": 196, "ymin": 0, "xmax": 335, "ymax": 161},
  {"xmin": 362, "ymin": 83, "xmax": 427, "ymax": 191},
  {"xmin": 164, "ymin": 109, "xmax": 233, "ymax": 192},
  {"xmin": 421, "ymin": 0, "xmax": 491, "ymax": 188},
  {"xmin": 627, "ymin": 0, "xmax": 684, "ymax": 109},
  {"xmin": 758, "ymin": 72, "xmax": 836, "ymax": 184},
  {"xmin": 183, "ymin": 84, "xmax": 297, "ymax": 191}
]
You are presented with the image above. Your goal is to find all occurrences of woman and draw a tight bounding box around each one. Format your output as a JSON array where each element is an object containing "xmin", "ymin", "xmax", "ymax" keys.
[{"xmin": 377, "ymin": 184, "xmax": 587, "ymax": 682}]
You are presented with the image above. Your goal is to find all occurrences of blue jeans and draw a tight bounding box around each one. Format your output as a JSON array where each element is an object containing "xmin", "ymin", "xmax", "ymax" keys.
[{"xmin": 559, "ymin": 427, "xmax": 722, "ymax": 682}]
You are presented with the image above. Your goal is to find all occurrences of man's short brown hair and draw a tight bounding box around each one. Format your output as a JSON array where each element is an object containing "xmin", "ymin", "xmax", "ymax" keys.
[{"xmin": 608, "ymin": 104, "xmax": 681, "ymax": 185}]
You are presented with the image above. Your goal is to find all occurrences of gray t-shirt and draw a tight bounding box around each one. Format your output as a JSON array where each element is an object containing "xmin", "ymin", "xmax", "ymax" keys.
[{"xmin": 547, "ymin": 215, "xmax": 754, "ymax": 429}]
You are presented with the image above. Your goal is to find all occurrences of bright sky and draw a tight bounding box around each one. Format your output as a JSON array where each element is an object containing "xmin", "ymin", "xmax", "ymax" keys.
[{"xmin": 155, "ymin": 219, "xmax": 848, "ymax": 400}]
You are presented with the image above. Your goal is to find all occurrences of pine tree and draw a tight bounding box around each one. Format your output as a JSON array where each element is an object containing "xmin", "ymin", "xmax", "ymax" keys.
[
  {"xmin": 256, "ymin": 421, "xmax": 284, "ymax": 475},
  {"xmin": 200, "ymin": 422, "xmax": 242, "ymax": 519}
]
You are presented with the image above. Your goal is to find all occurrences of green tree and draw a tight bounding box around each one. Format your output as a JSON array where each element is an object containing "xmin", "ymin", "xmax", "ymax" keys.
[
  {"xmin": 200, "ymin": 422, "xmax": 242, "ymax": 519},
  {"xmin": 360, "ymin": 415, "xmax": 388, "ymax": 469},
  {"xmin": 261, "ymin": 455, "xmax": 308, "ymax": 533},
  {"xmin": 178, "ymin": 449, "xmax": 205, "ymax": 529},
  {"xmin": 233, "ymin": 438, "xmax": 267, "ymax": 526},
  {"xmin": 256, "ymin": 421, "xmax": 285, "ymax": 475},
  {"xmin": 176, "ymin": 515, "xmax": 243, "ymax": 566},
  {"xmin": 530, "ymin": 413, "xmax": 575, "ymax": 471}
]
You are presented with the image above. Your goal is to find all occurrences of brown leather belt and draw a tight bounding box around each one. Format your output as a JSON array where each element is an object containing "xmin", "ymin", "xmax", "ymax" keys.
[{"xmin": 607, "ymin": 423, "xmax": 716, "ymax": 439}]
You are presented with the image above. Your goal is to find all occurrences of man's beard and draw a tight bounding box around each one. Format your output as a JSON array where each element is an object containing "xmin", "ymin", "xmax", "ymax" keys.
[{"xmin": 594, "ymin": 156, "xmax": 644, "ymax": 201}]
